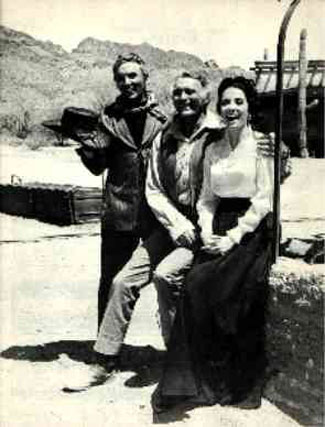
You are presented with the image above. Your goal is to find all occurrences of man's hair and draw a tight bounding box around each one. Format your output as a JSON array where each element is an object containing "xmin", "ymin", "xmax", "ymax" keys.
[
  {"xmin": 176, "ymin": 70, "xmax": 210, "ymax": 87},
  {"xmin": 173, "ymin": 70, "xmax": 211, "ymax": 111},
  {"xmin": 112, "ymin": 52, "xmax": 148, "ymax": 81}
]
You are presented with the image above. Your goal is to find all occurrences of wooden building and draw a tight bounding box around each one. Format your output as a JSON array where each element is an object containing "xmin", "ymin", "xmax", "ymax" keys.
[{"xmin": 251, "ymin": 60, "xmax": 324, "ymax": 157}]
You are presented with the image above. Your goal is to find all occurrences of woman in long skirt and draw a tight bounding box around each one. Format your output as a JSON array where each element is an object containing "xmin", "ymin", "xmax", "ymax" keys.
[{"xmin": 152, "ymin": 76, "xmax": 274, "ymax": 412}]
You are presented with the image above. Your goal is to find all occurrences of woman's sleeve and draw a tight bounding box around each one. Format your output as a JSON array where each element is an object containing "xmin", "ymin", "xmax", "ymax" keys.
[
  {"xmin": 227, "ymin": 155, "xmax": 273, "ymax": 244},
  {"xmin": 197, "ymin": 145, "xmax": 219, "ymax": 238}
]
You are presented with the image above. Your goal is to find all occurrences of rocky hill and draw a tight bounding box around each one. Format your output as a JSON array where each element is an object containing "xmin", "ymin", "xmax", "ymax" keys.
[
  {"xmin": 72, "ymin": 37, "xmax": 204, "ymax": 69},
  {"xmin": 0, "ymin": 26, "xmax": 248, "ymax": 147}
]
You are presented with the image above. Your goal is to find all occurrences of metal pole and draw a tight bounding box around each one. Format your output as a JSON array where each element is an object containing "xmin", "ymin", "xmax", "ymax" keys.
[{"xmin": 272, "ymin": 0, "xmax": 301, "ymax": 263}]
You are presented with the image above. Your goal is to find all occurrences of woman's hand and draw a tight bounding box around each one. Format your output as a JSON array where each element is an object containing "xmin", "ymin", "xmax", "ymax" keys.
[{"xmin": 201, "ymin": 234, "xmax": 235, "ymax": 255}]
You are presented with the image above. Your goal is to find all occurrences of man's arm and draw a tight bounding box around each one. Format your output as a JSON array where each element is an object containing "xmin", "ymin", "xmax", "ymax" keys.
[
  {"xmin": 146, "ymin": 133, "xmax": 196, "ymax": 244},
  {"xmin": 76, "ymin": 146, "xmax": 107, "ymax": 176},
  {"xmin": 75, "ymin": 123, "xmax": 111, "ymax": 176}
]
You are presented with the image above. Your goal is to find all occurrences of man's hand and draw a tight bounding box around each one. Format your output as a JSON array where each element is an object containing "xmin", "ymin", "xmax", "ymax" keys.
[
  {"xmin": 75, "ymin": 130, "xmax": 99, "ymax": 149},
  {"xmin": 201, "ymin": 234, "xmax": 234, "ymax": 255},
  {"xmin": 280, "ymin": 143, "xmax": 292, "ymax": 182},
  {"xmin": 175, "ymin": 229, "xmax": 197, "ymax": 249},
  {"xmin": 256, "ymin": 132, "xmax": 292, "ymax": 182},
  {"xmin": 256, "ymin": 132, "xmax": 275, "ymax": 157}
]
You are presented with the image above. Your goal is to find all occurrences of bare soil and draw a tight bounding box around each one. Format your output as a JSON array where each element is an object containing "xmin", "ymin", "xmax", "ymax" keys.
[{"xmin": 1, "ymin": 143, "xmax": 323, "ymax": 426}]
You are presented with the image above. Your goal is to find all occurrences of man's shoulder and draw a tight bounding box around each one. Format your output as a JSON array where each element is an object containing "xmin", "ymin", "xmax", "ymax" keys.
[
  {"xmin": 101, "ymin": 98, "xmax": 168, "ymax": 124},
  {"xmin": 159, "ymin": 116, "xmax": 180, "ymax": 145},
  {"xmin": 101, "ymin": 101, "xmax": 122, "ymax": 119},
  {"xmin": 147, "ymin": 105, "xmax": 169, "ymax": 124}
]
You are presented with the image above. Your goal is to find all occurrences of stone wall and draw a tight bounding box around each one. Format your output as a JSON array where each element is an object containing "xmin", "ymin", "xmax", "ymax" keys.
[{"xmin": 265, "ymin": 257, "xmax": 324, "ymax": 426}]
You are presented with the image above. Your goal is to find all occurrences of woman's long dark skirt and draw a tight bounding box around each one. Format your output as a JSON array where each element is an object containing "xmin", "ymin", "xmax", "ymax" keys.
[{"xmin": 153, "ymin": 198, "xmax": 272, "ymax": 410}]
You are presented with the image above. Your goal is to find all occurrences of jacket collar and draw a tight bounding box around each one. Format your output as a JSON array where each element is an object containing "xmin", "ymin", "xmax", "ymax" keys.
[
  {"xmin": 164, "ymin": 110, "xmax": 225, "ymax": 143},
  {"xmin": 101, "ymin": 95, "xmax": 163, "ymax": 149}
]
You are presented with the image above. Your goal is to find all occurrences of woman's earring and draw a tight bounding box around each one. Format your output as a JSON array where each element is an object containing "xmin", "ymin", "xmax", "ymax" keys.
[{"xmin": 247, "ymin": 113, "xmax": 252, "ymax": 125}]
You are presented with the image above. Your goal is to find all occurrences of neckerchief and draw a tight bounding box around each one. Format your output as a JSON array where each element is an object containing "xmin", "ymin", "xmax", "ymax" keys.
[{"xmin": 114, "ymin": 91, "xmax": 158, "ymax": 115}]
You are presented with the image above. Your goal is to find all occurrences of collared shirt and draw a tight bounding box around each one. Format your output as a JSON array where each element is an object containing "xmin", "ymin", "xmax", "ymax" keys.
[
  {"xmin": 175, "ymin": 137, "xmax": 196, "ymax": 204},
  {"xmin": 146, "ymin": 110, "xmax": 223, "ymax": 242},
  {"xmin": 197, "ymin": 126, "xmax": 274, "ymax": 244}
]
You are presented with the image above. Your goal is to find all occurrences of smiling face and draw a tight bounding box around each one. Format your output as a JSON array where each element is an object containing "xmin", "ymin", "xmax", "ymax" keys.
[
  {"xmin": 114, "ymin": 61, "xmax": 147, "ymax": 101},
  {"xmin": 172, "ymin": 77, "xmax": 208, "ymax": 118},
  {"xmin": 219, "ymin": 86, "xmax": 249, "ymax": 130}
]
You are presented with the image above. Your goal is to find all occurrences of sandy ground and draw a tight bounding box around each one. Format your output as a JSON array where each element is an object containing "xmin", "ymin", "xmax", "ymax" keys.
[
  {"xmin": 1, "ymin": 143, "xmax": 324, "ymax": 238},
  {"xmin": 0, "ymin": 143, "xmax": 324, "ymax": 426}
]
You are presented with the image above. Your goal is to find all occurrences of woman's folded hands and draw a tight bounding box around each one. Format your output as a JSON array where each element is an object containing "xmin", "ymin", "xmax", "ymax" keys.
[{"xmin": 201, "ymin": 233, "xmax": 235, "ymax": 255}]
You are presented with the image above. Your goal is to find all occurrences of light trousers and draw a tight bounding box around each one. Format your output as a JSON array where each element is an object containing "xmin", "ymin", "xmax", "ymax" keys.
[{"xmin": 94, "ymin": 228, "xmax": 194, "ymax": 355}]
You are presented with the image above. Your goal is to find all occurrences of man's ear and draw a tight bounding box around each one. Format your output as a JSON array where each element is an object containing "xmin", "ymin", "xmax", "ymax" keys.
[{"xmin": 202, "ymin": 86, "xmax": 211, "ymax": 107}]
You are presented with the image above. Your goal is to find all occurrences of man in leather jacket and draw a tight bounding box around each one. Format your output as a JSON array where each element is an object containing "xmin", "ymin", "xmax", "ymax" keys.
[{"xmin": 76, "ymin": 53, "xmax": 167, "ymax": 328}]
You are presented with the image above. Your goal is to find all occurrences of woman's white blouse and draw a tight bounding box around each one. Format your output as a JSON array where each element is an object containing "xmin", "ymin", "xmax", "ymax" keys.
[{"xmin": 197, "ymin": 128, "xmax": 274, "ymax": 244}]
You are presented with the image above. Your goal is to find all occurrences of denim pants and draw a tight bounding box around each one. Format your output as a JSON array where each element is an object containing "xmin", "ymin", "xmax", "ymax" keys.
[{"xmin": 94, "ymin": 228, "xmax": 195, "ymax": 355}]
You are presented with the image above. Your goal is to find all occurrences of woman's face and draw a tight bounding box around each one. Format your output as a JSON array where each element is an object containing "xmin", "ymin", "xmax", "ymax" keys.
[{"xmin": 219, "ymin": 86, "xmax": 249, "ymax": 130}]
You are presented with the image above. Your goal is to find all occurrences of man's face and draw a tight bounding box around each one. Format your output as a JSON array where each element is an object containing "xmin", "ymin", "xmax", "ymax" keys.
[
  {"xmin": 115, "ymin": 62, "xmax": 146, "ymax": 101},
  {"xmin": 172, "ymin": 77, "xmax": 208, "ymax": 118}
]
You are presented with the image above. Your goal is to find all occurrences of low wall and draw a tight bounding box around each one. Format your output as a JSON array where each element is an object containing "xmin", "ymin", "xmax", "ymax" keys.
[{"xmin": 266, "ymin": 257, "xmax": 324, "ymax": 426}]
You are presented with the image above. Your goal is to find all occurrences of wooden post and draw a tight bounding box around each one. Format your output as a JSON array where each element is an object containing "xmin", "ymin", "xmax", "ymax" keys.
[
  {"xmin": 298, "ymin": 29, "xmax": 309, "ymax": 157},
  {"xmin": 272, "ymin": 0, "xmax": 301, "ymax": 263}
]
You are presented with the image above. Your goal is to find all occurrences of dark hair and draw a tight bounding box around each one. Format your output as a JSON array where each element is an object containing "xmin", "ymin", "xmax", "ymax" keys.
[
  {"xmin": 112, "ymin": 52, "xmax": 148, "ymax": 81},
  {"xmin": 216, "ymin": 76, "xmax": 258, "ymax": 124},
  {"xmin": 176, "ymin": 70, "xmax": 210, "ymax": 88}
]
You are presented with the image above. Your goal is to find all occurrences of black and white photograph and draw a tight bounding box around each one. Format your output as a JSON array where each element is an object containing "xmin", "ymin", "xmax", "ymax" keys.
[{"xmin": 0, "ymin": 0, "xmax": 324, "ymax": 426}]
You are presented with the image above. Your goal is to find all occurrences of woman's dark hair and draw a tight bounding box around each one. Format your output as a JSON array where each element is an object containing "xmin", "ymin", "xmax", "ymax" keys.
[{"xmin": 216, "ymin": 76, "xmax": 258, "ymax": 126}]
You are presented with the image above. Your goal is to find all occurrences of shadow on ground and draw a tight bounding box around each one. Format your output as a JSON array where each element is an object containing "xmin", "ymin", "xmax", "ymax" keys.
[
  {"xmin": 1, "ymin": 340, "xmax": 96, "ymax": 363},
  {"xmin": 1, "ymin": 341, "xmax": 165, "ymax": 388},
  {"xmin": 1, "ymin": 341, "xmax": 302, "ymax": 425}
]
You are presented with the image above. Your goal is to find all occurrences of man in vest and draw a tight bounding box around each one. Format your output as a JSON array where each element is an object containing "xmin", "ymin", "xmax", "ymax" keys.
[
  {"xmin": 65, "ymin": 69, "xmax": 290, "ymax": 392},
  {"xmin": 146, "ymin": 71, "xmax": 290, "ymax": 345}
]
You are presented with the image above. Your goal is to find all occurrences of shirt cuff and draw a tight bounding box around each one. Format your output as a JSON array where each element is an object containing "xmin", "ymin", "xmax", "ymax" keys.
[
  {"xmin": 227, "ymin": 227, "xmax": 243, "ymax": 244},
  {"xmin": 169, "ymin": 221, "xmax": 196, "ymax": 243}
]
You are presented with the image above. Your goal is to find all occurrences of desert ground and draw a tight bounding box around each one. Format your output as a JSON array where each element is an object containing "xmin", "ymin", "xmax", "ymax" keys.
[{"xmin": 0, "ymin": 143, "xmax": 324, "ymax": 426}]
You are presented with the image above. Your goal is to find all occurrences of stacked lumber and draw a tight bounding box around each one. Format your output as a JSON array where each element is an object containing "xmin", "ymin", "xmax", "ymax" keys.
[{"xmin": 0, "ymin": 183, "xmax": 102, "ymax": 225}]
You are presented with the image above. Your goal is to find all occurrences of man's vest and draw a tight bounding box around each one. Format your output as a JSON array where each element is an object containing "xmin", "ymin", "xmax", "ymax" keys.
[{"xmin": 158, "ymin": 122, "xmax": 222, "ymax": 221}]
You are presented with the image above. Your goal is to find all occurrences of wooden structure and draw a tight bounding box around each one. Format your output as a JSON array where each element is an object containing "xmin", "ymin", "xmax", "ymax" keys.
[
  {"xmin": 251, "ymin": 59, "xmax": 325, "ymax": 157},
  {"xmin": 0, "ymin": 183, "xmax": 102, "ymax": 225}
]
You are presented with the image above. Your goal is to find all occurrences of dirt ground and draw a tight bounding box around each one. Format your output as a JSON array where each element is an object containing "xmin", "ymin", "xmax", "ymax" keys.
[{"xmin": 0, "ymin": 144, "xmax": 324, "ymax": 427}]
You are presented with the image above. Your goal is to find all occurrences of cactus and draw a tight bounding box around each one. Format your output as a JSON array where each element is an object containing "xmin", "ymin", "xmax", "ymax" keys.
[{"xmin": 298, "ymin": 29, "xmax": 309, "ymax": 158}]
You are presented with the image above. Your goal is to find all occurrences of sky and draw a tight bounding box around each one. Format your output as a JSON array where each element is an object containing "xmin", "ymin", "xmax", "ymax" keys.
[{"xmin": 2, "ymin": 0, "xmax": 324, "ymax": 69}]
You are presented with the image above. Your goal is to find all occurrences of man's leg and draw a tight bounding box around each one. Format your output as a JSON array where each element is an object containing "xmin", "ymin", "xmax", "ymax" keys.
[
  {"xmin": 94, "ymin": 227, "xmax": 173, "ymax": 356},
  {"xmin": 63, "ymin": 227, "xmax": 173, "ymax": 393},
  {"xmin": 98, "ymin": 229, "xmax": 139, "ymax": 328},
  {"xmin": 153, "ymin": 247, "xmax": 195, "ymax": 346}
]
